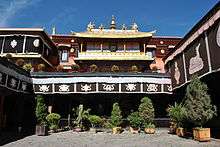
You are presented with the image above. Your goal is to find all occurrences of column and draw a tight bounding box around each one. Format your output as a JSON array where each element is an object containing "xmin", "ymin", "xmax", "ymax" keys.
[
  {"xmin": 100, "ymin": 43, "xmax": 103, "ymax": 52},
  {"xmin": 124, "ymin": 43, "xmax": 126, "ymax": 52},
  {"xmin": 48, "ymin": 97, "xmax": 54, "ymax": 114},
  {"xmin": 80, "ymin": 43, "xmax": 83, "ymax": 53},
  {"xmin": 143, "ymin": 43, "xmax": 146, "ymax": 54}
]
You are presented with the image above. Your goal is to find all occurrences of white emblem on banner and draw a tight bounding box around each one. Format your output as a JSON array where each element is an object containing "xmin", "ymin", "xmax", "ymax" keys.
[
  {"xmin": 174, "ymin": 62, "xmax": 180, "ymax": 84},
  {"xmin": 125, "ymin": 84, "xmax": 136, "ymax": 91},
  {"xmin": 146, "ymin": 84, "xmax": 158, "ymax": 92},
  {"xmin": 81, "ymin": 84, "xmax": 92, "ymax": 92},
  {"xmin": 39, "ymin": 85, "xmax": 50, "ymax": 92},
  {"xmin": 59, "ymin": 85, "xmax": 70, "ymax": 92},
  {"xmin": 21, "ymin": 82, "xmax": 27, "ymax": 91},
  {"xmin": 10, "ymin": 78, "xmax": 17, "ymax": 88},
  {"xmin": 103, "ymin": 84, "xmax": 115, "ymax": 91},
  {"xmin": 216, "ymin": 24, "xmax": 220, "ymax": 47},
  {"xmin": 10, "ymin": 40, "xmax": 17, "ymax": 48},
  {"xmin": 33, "ymin": 39, "xmax": 40, "ymax": 47},
  {"xmin": 167, "ymin": 85, "xmax": 172, "ymax": 92},
  {"xmin": 189, "ymin": 43, "xmax": 204, "ymax": 74}
]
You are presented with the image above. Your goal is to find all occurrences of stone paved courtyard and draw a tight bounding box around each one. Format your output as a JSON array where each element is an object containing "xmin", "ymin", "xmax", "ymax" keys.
[{"xmin": 2, "ymin": 128, "xmax": 220, "ymax": 147}]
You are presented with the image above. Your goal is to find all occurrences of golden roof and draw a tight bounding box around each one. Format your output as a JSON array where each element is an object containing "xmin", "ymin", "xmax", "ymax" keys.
[{"xmin": 72, "ymin": 29, "xmax": 154, "ymax": 39}]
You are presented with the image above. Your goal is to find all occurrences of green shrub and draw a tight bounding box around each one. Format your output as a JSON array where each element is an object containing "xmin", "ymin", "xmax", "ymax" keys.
[
  {"xmin": 144, "ymin": 123, "xmax": 155, "ymax": 128},
  {"xmin": 138, "ymin": 97, "xmax": 155, "ymax": 127},
  {"xmin": 89, "ymin": 115, "xmax": 103, "ymax": 128},
  {"xmin": 23, "ymin": 63, "xmax": 32, "ymax": 72},
  {"xmin": 46, "ymin": 113, "xmax": 61, "ymax": 130},
  {"xmin": 110, "ymin": 103, "xmax": 122, "ymax": 127},
  {"xmin": 73, "ymin": 104, "xmax": 91, "ymax": 129},
  {"xmin": 167, "ymin": 102, "xmax": 186, "ymax": 127},
  {"xmin": 184, "ymin": 76, "xmax": 217, "ymax": 127},
  {"xmin": 127, "ymin": 111, "xmax": 143, "ymax": 128},
  {"xmin": 35, "ymin": 95, "xmax": 47, "ymax": 125}
]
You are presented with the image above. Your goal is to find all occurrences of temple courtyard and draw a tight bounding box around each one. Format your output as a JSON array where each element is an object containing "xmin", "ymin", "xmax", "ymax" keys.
[{"xmin": 1, "ymin": 128, "xmax": 220, "ymax": 147}]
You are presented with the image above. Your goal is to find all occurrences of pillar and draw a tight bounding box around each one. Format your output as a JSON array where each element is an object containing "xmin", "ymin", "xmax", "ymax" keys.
[
  {"xmin": 80, "ymin": 43, "xmax": 83, "ymax": 53},
  {"xmin": 100, "ymin": 43, "xmax": 103, "ymax": 52},
  {"xmin": 124, "ymin": 43, "xmax": 126, "ymax": 52},
  {"xmin": 143, "ymin": 43, "xmax": 146, "ymax": 54}
]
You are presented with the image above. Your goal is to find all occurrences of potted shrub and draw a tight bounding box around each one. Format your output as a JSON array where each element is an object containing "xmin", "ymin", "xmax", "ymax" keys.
[
  {"xmin": 56, "ymin": 65, "xmax": 64, "ymax": 72},
  {"xmin": 46, "ymin": 113, "xmax": 61, "ymax": 133},
  {"xmin": 71, "ymin": 64, "xmax": 80, "ymax": 72},
  {"xmin": 89, "ymin": 64, "xmax": 98, "ymax": 72},
  {"xmin": 88, "ymin": 115, "xmax": 103, "ymax": 133},
  {"xmin": 167, "ymin": 102, "xmax": 186, "ymax": 137},
  {"xmin": 110, "ymin": 102, "xmax": 123, "ymax": 134},
  {"xmin": 72, "ymin": 104, "xmax": 90, "ymax": 132},
  {"xmin": 35, "ymin": 95, "xmax": 48, "ymax": 136},
  {"xmin": 127, "ymin": 111, "xmax": 143, "ymax": 134},
  {"xmin": 131, "ymin": 65, "xmax": 138, "ymax": 73},
  {"xmin": 144, "ymin": 123, "xmax": 156, "ymax": 134},
  {"xmin": 111, "ymin": 65, "xmax": 120, "ymax": 72},
  {"xmin": 138, "ymin": 97, "xmax": 155, "ymax": 134},
  {"xmin": 37, "ymin": 63, "xmax": 46, "ymax": 72},
  {"xmin": 15, "ymin": 59, "xmax": 25, "ymax": 67},
  {"xmin": 23, "ymin": 63, "xmax": 33, "ymax": 72},
  {"xmin": 184, "ymin": 76, "xmax": 217, "ymax": 141}
]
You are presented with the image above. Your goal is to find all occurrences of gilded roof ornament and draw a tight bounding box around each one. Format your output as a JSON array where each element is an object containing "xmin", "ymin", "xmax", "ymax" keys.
[
  {"xmin": 121, "ymin": 24, "xmax": 127, "ymax": 30},
  {"xmin": 131, "ymin": 22, "xmax": 138, "ymax": 31},
  {"xmin": 87, "ymin": 22, "xmax": 94, "ymax": 32},
  {"xmin": 110, "ymin": 15, "xmax": 116, "ymax": 29}
]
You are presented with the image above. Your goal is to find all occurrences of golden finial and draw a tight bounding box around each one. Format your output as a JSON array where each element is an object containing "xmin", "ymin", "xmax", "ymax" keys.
[{"xmin": 110, "ymin": 15, "xmax": 116, "ymax": 29}]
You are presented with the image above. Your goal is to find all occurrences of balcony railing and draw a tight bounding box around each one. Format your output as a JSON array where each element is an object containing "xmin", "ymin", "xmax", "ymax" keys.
[{"xmin": 75, "ymin": 51, "xmax": 154, "ymax": 60}]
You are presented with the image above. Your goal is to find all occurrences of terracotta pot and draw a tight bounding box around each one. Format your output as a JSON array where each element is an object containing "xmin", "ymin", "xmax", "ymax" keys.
[
  {"xmin": 193, "ymin": 128, "xmax": 210, "ymax": 142},
  {"xmin": 129, "ymin": 127, "xmax": 140, "ymax": 134},
  {"xmin": 144, "ymin": 128, "xmax": 155, "ymax": 134},
  {"xmin": 90, "ymin": 128, "xmax": 97, "ymax": 133},
  {"xmin": 73, "ymin": 127, "xmax": 82, "ymax": 132},
  {"xmin": 176, "ymin": 127, "xmax": 184, "ymax": 137},
  {"xmin": 169, "ymin": 122, "xmax": 177, "ymax": 134},
  {"xmin": 35, "ymin": 125, "xmax": 48, "ymax": 136},
  {"xmin": 112, "ymin": 127, "xmax": 122, "ymax": 134}
]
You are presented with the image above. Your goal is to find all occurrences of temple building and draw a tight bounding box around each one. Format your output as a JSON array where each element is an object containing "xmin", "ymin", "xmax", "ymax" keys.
[{"xmin": 2, "ymin": 2, "xmax": 220, "ymax": 136}]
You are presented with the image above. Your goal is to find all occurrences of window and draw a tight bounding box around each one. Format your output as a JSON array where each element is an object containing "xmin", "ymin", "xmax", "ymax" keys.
[{"xmin": 61, "ymin": 50, "xmax": 68, "ymax": 62}]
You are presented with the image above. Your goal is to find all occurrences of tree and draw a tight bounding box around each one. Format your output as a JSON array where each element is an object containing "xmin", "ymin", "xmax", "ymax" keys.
[
  {"xmin": 110, "ymin": 103, "xmax": 122, "ymax": 127},
  {"xmin": 184, "ymin": 76, "xmax": 217, "ymax": 127},
  {"xmin": 138, "ymin": 97, "xmax": 155, "ymax": 126},
  {"xmin": 35, "ymin": 95, "xmax": 48, "ymax": 125}
]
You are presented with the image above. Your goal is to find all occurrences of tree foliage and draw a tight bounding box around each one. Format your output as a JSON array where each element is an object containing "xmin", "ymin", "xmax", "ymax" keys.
[
  {"xmin": 184, "ymin": 76, "xmax": 217, "ymax": 127},
  {"xmin": 35, "ymin": 95, "xmax": 48, "ymax": 125},
  {"xmin": 110, "ymin": 102, "xmax": 122, "ymax": 127},
  {"xmin": 138, "ymin": 97, "xmax": 155, "ymax": 126}
]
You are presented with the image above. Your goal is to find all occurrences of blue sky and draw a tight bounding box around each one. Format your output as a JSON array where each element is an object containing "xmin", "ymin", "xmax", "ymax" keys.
[{"xmin": 0, "ymin": 0, "xmax": 219, "ymax": 37}]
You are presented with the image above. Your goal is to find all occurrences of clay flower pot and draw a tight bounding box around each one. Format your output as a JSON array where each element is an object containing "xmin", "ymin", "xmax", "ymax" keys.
[
  {"xmin": 176, "ymin": 127, "xmax": 184, "ymax": 137},
  {"xmin": 193, "ymin": 128, "xmax": 210, "ymax": 142},
  {"xmin": 129, "ymin": 127, "xmax": 140, "ymax": 134},
  {"xmin": 112, "ymin": 127, "xmax": 122, "ymax": 134},
  {"xmin": 144, "ymin": 128, "xmax": 155, "ymax": 134}
]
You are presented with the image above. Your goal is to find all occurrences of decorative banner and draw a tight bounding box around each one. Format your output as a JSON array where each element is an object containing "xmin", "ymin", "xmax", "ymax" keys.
[
  {"xmin": 143, "ymin": 83, "xmax": 161, "ymax": 93},
  {"xmin": 76, "ymin": 83, "xmax": 96, "ymax": 93},
  {"xmin": 98, "ymin": 83, "xmax": 119, "ymax": 92},
  {"xmin": 184, "ymin": 34, "xmax": 209, "ymax": 81},
  {"xmin": 170, "ymin": 55, "xmax": 185, "ymax": 89},
  {"xmin": 54, "ymin": 83, "xmax": 74, "ymax": 93},
  {"xmin": 34, "ymin": 84, "xmax": 53, "ymax": 93},
  {"xmin": 121, "ymin": 83, "xmax": 141, "ymax": 92},
  {"xmin": 208, "ymin": 20, "xmax": 220, "ymax": 70},
  {"xmin": 7, "ymin": 75, "xmax": 19, "ymax": 90},
  {"xmin": 3, "ymin": 36, "xmax": 24, "ymax": 53},
  {"xmin": 0, "ymin": 72, "xmax": 7, "ymax": 85}
]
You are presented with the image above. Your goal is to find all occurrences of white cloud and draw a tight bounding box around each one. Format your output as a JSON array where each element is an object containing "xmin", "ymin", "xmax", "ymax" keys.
[{"xmin": 0, "ymin": 0, "xmax": 41, "ymax": 27}]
